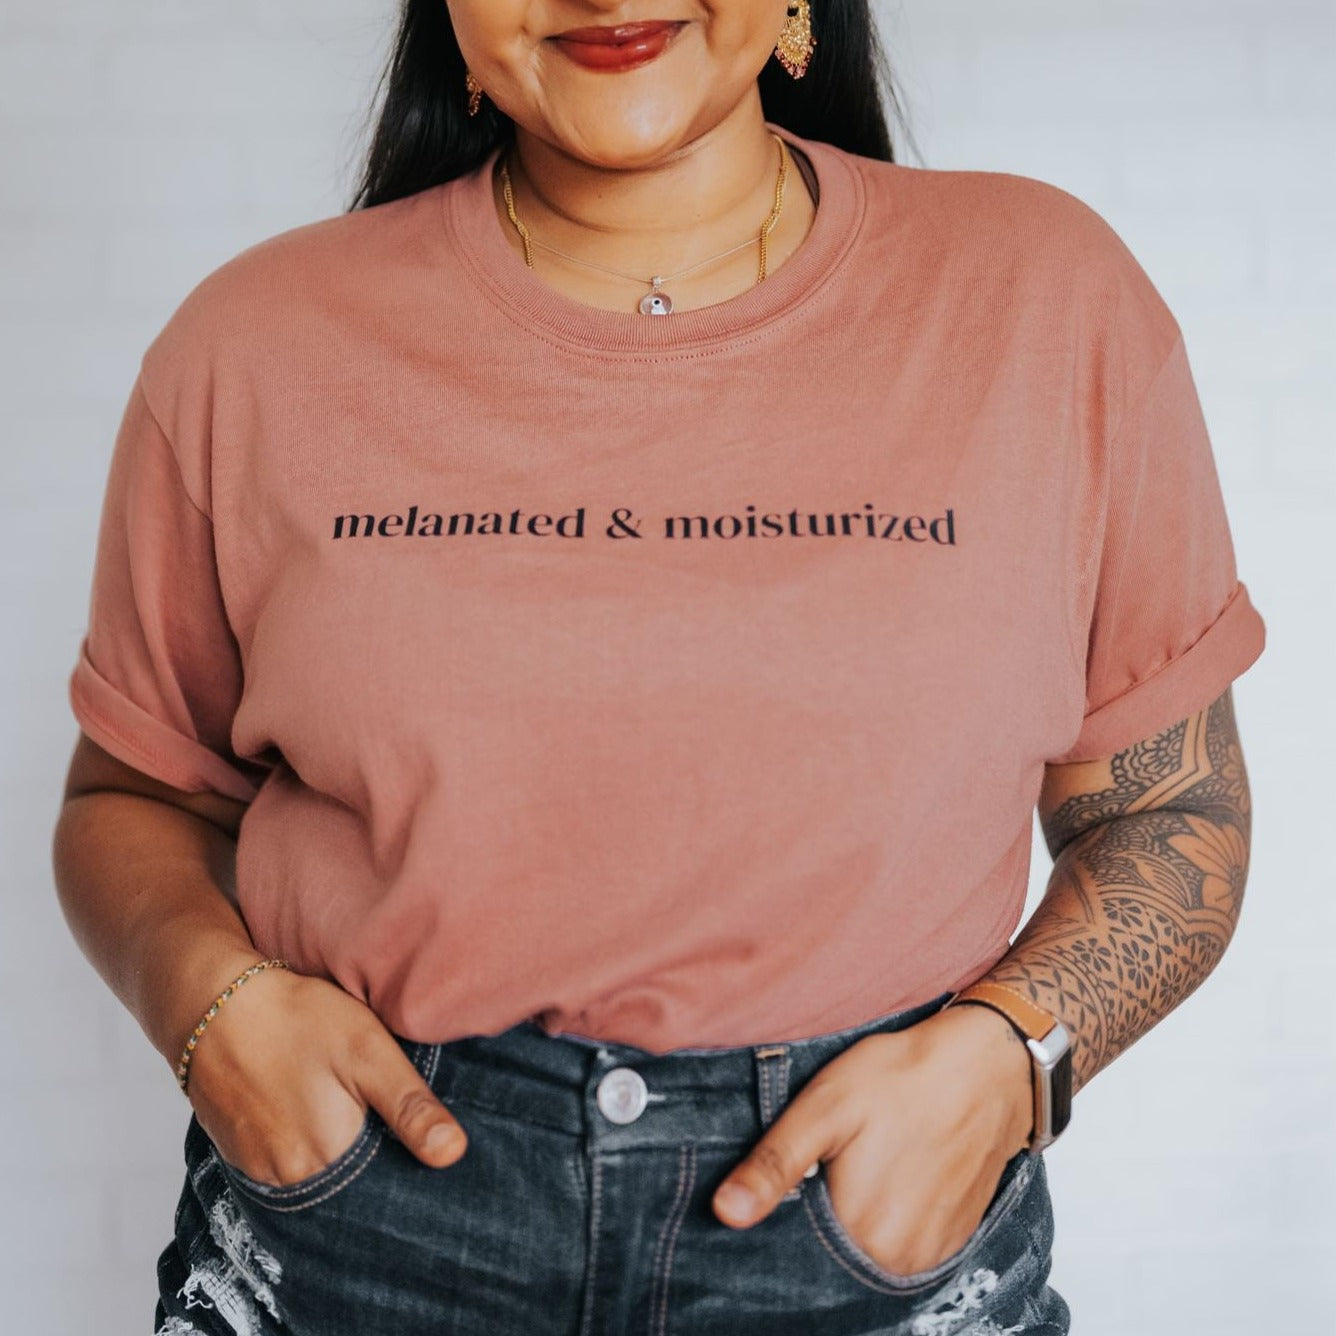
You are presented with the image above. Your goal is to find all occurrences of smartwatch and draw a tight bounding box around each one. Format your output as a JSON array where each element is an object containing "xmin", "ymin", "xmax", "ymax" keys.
[{"xmin": 947, "ymin": 980, "xmax": 1073, "ymax": 1154}]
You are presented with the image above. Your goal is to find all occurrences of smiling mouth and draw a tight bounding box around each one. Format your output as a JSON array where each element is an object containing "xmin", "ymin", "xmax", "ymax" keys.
[{"xmin": 551, "ymin": 20, "xmax": 687, "ymax": 71}]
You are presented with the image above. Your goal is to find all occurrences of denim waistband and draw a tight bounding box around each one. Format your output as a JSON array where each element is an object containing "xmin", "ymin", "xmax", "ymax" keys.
[{"xmin": 415, "ymin": 991, "xmax": 956, "ymax": 1151}]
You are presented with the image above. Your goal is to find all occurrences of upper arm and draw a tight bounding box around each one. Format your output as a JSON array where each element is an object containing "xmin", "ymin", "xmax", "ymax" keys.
[
  {"xmin": 65, "ymin": 372, "xmax": 271, "ymax": 811},
  {"xmin": 1038, "ymin": 685, "xmax": 1252, "ymax": 864},
  {"xmin": 61, "ymin": 730, "xmax": 249, "ymax": 841}
]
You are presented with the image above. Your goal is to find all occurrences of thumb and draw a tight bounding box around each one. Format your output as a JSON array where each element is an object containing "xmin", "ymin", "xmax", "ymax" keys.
[
  {"xmin": 358, "ymin": 1042, "xmax": 467, "ymax": 1168},
  {"xmin": 713, "ymin": 1094, "xmax": 841, "ymax": 1229}
]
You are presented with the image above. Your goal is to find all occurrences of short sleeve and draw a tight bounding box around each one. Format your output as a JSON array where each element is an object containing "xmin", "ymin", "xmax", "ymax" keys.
[
  {"xmin": 67, "ymin": 372, "xmax": 266, "ymax": 801},
  {"xmin": 1052, "ymin": 333, "xmax": 1266, "ymax": 764}
]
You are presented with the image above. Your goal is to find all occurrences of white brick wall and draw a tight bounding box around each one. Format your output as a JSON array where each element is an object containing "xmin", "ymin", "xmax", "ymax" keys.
[
  {"xmin": 4, "ymin": 2, "xmax": 1329, "ymax": 1330},
  {"xmin": 882, "ymin": 4, "xmax": 1335, "ymax": 1332}
]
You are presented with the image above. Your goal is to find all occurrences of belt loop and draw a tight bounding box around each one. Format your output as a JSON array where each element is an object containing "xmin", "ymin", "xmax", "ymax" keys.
[
  {"xmin": 752, "ymin": 1043, "xmax": 791, "ymax": 1132},
  {"xmin": 754, "ymin": 1043, "xmax": 801, "ymax": 1200}
]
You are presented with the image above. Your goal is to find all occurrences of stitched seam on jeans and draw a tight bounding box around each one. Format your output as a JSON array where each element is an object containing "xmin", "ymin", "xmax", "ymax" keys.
[
  {"xmin": 650, "ymin": 1144, "xmax": 696, "ymax": 1336},
  {"xmin": 418, "ymin": 1040, "xmax": 441, "ymax": 1086},
  {"xmin": 648, "ymin": 1145, "xmax": 690, "ymax": 1311},
  {"xmin": 799, "ymin": 1187, "xmax": 919, "ymax": 1296},
  {"xmin": 656, "ymin": 1145, "xmax": 696, "ymax": 1336},
  {"xmin": 225, "ymin": 1116, "xmax": 379, "ymax": 1200},
  {"xmin": 224, "ymin": 1129, "xmax": 384, "ymax": 1212},
  {"xmin": 757, "ymin": 1054, "xmax": 773, "ymax": 1128},
  {"xmin": 578, "ymin": 1154, "xmax": 604, "ymax": 1336},
  {"xmin": 801, "ymin": 1154, "xmax": 1035, "ymax": 1295}
]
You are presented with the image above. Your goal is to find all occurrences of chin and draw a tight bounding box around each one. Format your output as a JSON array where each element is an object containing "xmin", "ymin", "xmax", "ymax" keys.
[{"xmin": 541, "ymin": 103, "xmax": 705, "ymax": 171}]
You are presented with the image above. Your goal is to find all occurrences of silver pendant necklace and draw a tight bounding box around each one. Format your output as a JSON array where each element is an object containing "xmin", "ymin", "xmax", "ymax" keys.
[{"xmin": 499, "ymin": 133, "xmax": 789, "ymax": 315}]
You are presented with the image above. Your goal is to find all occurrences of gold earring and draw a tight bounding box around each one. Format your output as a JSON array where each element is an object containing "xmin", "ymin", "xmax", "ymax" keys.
[
  {"xmin": 774, "ymin": 0, "xmax": 816, "ymax": 79},
  {"xmin": 464, "ymin": 68, "xmax": 483, "ymax": 117}
]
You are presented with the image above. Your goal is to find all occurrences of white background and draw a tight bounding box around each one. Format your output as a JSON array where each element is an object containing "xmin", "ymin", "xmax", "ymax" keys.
[{"xmin": 3, "ymin": 1, "xmax": 1332, "ymax": 1330}]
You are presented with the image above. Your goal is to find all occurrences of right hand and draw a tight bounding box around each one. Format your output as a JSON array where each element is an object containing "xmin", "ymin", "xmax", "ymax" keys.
[{"xmin": 183, "ymin": 964, "xmax": 467, "ymax": 1187}]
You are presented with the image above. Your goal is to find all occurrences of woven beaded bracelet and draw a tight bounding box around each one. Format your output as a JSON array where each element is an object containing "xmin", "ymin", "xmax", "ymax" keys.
[{"xmin": 175, "ymin": 958, "xmax": 290, "ymax": 1095}]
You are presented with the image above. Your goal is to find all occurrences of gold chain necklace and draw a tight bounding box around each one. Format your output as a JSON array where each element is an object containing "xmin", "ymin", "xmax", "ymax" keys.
[{"xmin": 499, "ymin": 133, "xmax": 789, "ymax": 316}]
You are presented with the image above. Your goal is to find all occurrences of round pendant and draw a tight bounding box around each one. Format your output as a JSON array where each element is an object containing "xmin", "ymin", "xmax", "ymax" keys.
[{"xmin": 639, "ymin": 290, "xmax": 673, "ymax": 316}]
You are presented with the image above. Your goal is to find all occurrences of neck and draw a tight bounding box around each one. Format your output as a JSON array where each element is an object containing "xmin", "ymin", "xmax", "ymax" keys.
[{"xmin": 495, "ymin": 98, "xmax": 815, "ymax": 301}]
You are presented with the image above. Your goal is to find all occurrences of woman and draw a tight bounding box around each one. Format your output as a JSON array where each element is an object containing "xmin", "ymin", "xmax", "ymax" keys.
[{"xmin": 52, "ymin": 2, "xmax": 1266, "ymax": 1333}]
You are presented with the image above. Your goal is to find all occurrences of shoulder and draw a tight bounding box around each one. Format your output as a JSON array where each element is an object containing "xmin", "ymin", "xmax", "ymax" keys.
[
  {"xmin": 842, "ymin": 148, "xmax": 1181, "ymax": 354},
  {"xmin": 852, "ymin": 151, "xmax": 1133, "ymax": 272},
  {"xmin": 138, "ymin": 189, "xmax": 440, "ymax": 432}
]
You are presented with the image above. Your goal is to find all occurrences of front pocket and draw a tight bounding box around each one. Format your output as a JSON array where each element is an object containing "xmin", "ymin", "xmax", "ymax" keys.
[
  {"xmin": 802, "ymin": 1147, "xmax": 1036, "ymax": 1294},
  {"xmin": 214, "ymin": 1105, "xmax": 386, "ymax": 1211},
  {"xmin": 209, "ymin": 1034, "xmax": 438, "ymax": 1213}
]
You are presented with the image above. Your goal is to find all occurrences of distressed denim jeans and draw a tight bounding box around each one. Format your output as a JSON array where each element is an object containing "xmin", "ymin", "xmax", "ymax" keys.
[{"xmin": 155, "ymin": 990, "xmax": 1071, "ymax": 1335}]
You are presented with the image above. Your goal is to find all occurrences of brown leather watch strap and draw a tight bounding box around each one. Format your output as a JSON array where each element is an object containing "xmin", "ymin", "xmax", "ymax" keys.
[{"xmin": 948, "ymin": 980, "xmax": 1057, "ymax": 1043}]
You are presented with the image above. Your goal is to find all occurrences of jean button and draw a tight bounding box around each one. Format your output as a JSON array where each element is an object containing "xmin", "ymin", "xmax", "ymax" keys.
[{"xmin": 596, "ymin": 1066, "xmax": 650, "ymax": 1124}]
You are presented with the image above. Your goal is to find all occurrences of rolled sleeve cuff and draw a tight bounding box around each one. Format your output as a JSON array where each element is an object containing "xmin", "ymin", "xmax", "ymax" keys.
[
  {"xmin": 68, "ymin": 643, "xmax": 260, "ymax": 803},
  {"xmin": 1052, "ymin": 581, "xmax": 1266, "ymax": 765}
]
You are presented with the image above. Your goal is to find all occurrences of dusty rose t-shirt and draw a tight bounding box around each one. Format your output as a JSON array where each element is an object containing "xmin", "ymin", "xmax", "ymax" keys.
[{"xmin": 68, "ymin": 126, "xmax": 1265, "ymax": 1053}]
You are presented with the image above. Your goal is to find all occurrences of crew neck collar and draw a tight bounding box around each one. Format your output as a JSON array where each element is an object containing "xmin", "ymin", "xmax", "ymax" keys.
[{"xmin": 439, "ymin": 125, "xmax": 865, "ymax": 357}]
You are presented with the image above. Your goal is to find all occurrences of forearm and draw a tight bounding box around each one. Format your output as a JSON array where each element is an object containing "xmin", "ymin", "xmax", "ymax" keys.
[
  {"xmin": 979, "ymin": 816, "xmax": 1243, "ymax": 1092},
  {"xmin": 978, "ymin": 689, "xmax": 1252, "ymax": 1094},
  {"xmin": 51, "ymin": 789, "xmax": 264, "ymax": 1068}
]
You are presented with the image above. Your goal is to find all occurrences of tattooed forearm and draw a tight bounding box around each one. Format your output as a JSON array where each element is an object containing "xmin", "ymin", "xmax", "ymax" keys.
[{"xmin": 982, "ymin": 687, "xmax": 1251, "ymax": 1092}]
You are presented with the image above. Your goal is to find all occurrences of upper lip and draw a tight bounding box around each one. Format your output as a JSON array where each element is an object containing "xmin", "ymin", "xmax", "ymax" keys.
[{"xmin": 553, "ymin": 20, "xmax": 684, "ymax": 44}]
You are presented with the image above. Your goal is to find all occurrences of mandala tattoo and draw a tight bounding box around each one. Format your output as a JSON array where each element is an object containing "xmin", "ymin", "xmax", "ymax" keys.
[{"xmin": 985, "ymin": 687, "xmax": 1251, "ymax": 1092}]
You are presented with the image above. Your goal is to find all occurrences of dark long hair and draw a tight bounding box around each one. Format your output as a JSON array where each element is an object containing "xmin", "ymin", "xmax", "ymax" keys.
[{"xmin": 346, "ymin": 2, "xmax": 905, "ymax": 213}]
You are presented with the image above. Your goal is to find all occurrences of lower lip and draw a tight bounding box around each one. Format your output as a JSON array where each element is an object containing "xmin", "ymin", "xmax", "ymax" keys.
[{"xmin": 553, "ymin": 23, "xmax": 684, "ymax": 72}]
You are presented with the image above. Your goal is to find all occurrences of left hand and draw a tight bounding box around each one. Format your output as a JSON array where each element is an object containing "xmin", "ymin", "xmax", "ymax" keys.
[{"xmin": 711, "ymin": 1001, "xmax": 1034, "ymax": 1276}]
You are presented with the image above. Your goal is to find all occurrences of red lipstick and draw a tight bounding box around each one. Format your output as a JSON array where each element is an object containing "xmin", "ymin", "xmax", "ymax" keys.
[{"xmin": 552, "ymin": 20, "xmax": 686, "ymax": 72}]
